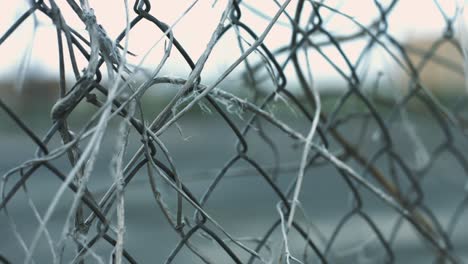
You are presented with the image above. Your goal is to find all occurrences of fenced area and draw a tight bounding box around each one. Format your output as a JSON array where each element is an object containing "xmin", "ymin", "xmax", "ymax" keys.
[{"xmin": 1, "ymin": 0, "xmax": 468, "ymax": 263}]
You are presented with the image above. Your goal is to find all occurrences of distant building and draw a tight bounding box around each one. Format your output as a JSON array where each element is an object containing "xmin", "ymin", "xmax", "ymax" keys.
[
  {"xmin": 397, "ymin": 36, "xmax": 465, "ymax": 94},
  {"xmin": 0, "ymin": 78, "xmax": 58, "ymax": 111}
]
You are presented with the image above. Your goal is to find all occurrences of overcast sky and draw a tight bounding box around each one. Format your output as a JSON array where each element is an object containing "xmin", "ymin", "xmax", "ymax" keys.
[{"xmin": 0, "ymin": 0, "xmax": 461, "ymax": 86}]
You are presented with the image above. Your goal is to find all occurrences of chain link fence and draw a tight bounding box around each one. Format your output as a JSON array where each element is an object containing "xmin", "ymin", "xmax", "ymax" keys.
[{"xmin": 1, "ymin": 0, "xmax": 468, "ymax": 263}]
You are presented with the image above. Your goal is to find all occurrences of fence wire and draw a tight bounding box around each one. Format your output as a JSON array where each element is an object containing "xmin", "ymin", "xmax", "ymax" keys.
[{"xmin": 1, "ymin": 0, "xmax": 468, "ymax": 263}]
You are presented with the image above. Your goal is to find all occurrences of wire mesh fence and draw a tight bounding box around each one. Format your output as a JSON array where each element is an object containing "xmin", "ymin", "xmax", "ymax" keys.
[{"xmin": 1, "ymin": 0, "xmax": 468, "ymax": 263}]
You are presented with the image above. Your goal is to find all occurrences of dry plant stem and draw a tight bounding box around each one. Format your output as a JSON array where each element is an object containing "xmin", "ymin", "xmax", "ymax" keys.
[
  {"xmin": 147, "ymin": 131, "xmax": 184, "ymax": 228},
  {"xmin": 143, "ymin": 126, "xmax": 177, "ymax": 227},
  {"xmin": 286, "ymin": 55, "xmax": 321, "ymax": 230},
  {"xmin": 24, "ymin": 1, "xmax": 127, "ymax": 262},
  {"xmin": 277, "ymin": 202, "xmax": 300, "ymax": 264},
  {"xmin": 112, "ymin": 106, "xmax": 132, "ymax": 264},
  {"xmin": 51, "ymin": 2, "xmax": 88, "ymax": 262},
  {"xmin": 55, "ymin": 33, "xmax": 87, "ymax": 264},
  {"xmin": 138, "ymin": 99, "xmax": 180, "ymax": 231},
  {"xmin": 142, "ymin": 132, "xmax": 214, "ymax": 264},
  {"xmin": 111, "ymin": 1, "xmax": 131, "ymax": 263}
]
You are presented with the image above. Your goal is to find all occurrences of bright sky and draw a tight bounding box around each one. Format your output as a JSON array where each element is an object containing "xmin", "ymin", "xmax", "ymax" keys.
[{"xmin": 0, "ymin": 0, "xmax": 462, "ymax": 86}]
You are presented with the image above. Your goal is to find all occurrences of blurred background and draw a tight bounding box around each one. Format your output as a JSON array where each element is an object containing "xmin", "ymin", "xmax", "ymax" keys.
[{"xmin": 2, "ymin": 0, "xmax": 468, "ymax": 263}]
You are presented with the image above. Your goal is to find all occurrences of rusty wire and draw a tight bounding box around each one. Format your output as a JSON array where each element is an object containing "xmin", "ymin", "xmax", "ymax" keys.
[{"xmin": 1, "ymin": 0, "xmax": 468, "ymax": 263}]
